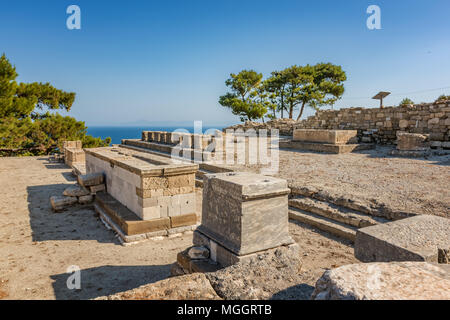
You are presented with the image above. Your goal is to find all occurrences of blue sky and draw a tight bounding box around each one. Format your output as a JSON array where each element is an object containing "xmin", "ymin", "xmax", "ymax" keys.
[{"xmin": 1, "ymin": 0, "xmax": 450, "ymax": 126}]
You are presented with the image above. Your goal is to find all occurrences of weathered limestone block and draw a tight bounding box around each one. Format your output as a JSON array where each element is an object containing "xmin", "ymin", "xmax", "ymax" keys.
[
  {"xmin": 78, "ymin": 194, "xmax": 94, "ymax": 204},
  {"xmin": 77, "ymin": 172, "xmax": 105, "ymax": 187},
  {"xmin": 64, "ymin": 148, "xmax": 85, "ymax": 167},
  {"xmin": 396, "ymin": 132, "xmax": 429, "ymax": 151},
  {"xmin": 50, "ymin": 195, "xmax": 77, "ymax": 212},
  {"xmin": 293, "ymin": 129, "xmax": 358, "ymax": 144},
  {"xmin": 63, "ymin": 185, "xmax": 90, "ymax": 197},
  {"xmin": 89, "ymin": 184, "xmax": 106, "ymax": 194},
  {"xmin": 188, "ymin": 246, "xmax": 210, "ymax": 259},
  {"xmin": 355, "ymin": 215, "xmax": 450, "ymax": 263},
  {"xmin": 311, "ymin": 262, "xmax": 450, "ymax": 300},
  {"xmin": 63, "ymin": 140, "xmax": 82, "ymax": 149},
  {"xmin": 196, "ymin": 172, "xmax": 294, "ymax": 267}
]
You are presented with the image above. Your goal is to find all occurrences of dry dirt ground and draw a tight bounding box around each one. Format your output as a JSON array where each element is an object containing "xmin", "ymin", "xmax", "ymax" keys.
[
  {"xmin": 0, "ymin": 156, "xmax": 356, "ymax": 300},
  {"xmin": 224, "ymin": 146, "xmax": 450, "ymax": 217}
]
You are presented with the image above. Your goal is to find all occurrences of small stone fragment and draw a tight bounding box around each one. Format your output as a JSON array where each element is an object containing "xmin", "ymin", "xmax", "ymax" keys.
[
  {"xmin": 89, "ymin": 184, "xmax": 106, "ymax": 194},
  {"xmin": 63, "ymin": 185, "xmax": 90, "ymax": 197},
  {"xmin": 77, "ymin": 172, "xmax": 104, "ymax": 187},
  {"xmin": 50, "ymin": 195, "xmax": 77, "ymax": 212},
  {"xmin": 78, "ymin": 194, "xmax": 94, "ymax": 204},
  {"xmin": 188, "ymin": 246, "xmax": 210, "ymax": 260},
  {"xmin": 438, "ymin": 248, "xmax": 450, "ymax": 264}
]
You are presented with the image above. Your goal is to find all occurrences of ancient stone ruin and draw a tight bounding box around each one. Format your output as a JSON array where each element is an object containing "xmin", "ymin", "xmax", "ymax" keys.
[
  {"xmin": 175, "ymin": 172, "xmax": 298, "ymax": 273},
  {"xmin": 84, "ymin": 147, "xmax": 199, "ymax": 243},
  {"xmin": 280, "ymin": 129, "xmax": 374, "ymax": 154}
]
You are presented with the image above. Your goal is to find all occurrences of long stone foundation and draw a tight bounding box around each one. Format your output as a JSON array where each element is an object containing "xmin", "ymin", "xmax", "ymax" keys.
[{"xmin": 84, "ymin": 146, "xmax": 199, "ymax": 242}]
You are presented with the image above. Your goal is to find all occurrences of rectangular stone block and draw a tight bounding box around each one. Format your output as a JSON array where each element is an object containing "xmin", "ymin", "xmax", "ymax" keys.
[
  {"xmin": 63, "ymin": 140, "xmax": 82, "ymax": 149},
  {"xmin": 355, "ymin": 215, "xmax": 450, "ymax": 263},
  {"xmin": 89, "ymin": 184, "xmax": 106, "ymax": 194},
  {"xmin": 64, "ymin": 148, "xmax": 85, "ymax": 167},
  {"xmin": 396, "ymin": 132, "xmax": 429, "ymax": 151},
  {"xmin": 293, "ymin": 129, "xmax": 358, "ymax": 144},
  {"xmin": 78, "ymin": 172, "xmax": 104, "ymax": 187},
  {"xmin": 197, "ymin": 172, "xmax": 293, "ymax": 256}
]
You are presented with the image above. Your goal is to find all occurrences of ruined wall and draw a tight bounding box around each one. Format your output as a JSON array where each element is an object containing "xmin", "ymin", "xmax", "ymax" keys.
[
  {"xmin": 223, "ymin": 101, "xmax": 450, "ymax": 144},
  {"xmin": 224, "ymin": 118, "xmax": 297, "ymax": 136},
  {"xmin": 296, "ymin": 101, "xmax": 450, "ymax": 144}
]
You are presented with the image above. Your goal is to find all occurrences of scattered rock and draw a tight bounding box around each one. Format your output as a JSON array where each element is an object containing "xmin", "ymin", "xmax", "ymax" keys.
[
  {"xmin": 188, "ymin": 246, "xmax": 209, "ymax": 260},
  {"xmin": 438, "ymin": 248, "xmax": 450, "ymax": 264},
  {"xmin": 206, "ymin": 246, "xmax": 312, "ymax": 300},
  {"xmin": 78, "ymin": 194, "xmax": 94, "ymax": 204},
  {"xmin": 63, "ymin": 185, "xmax": 90, "ymax": 197},
  {"xmin": 311, "ymin": 262, "xmax": 450, "ymax": 300},
  {"xmin": 89, "ymin": 184, "xmax": 105, "ymax": 194},
  {"xmin": 77, "ymin": 173, "xmax": 104, "ymax": 187},
  {"xmin": 50, "ymin": 196, "xmax": 77, "ymax": 212},
  {"xmin": 97, "ymin": 273, "xmax": 220, "ymax": 300}
]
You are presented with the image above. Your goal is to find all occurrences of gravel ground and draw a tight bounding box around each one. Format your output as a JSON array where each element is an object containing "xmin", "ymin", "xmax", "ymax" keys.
[
  {"xmin": 223, "ymin": 146, "xmax": 450, "ymax": 218},
  {"xmin": 0, "ymin": 156, "xmax": 356, "ymax": 299}
]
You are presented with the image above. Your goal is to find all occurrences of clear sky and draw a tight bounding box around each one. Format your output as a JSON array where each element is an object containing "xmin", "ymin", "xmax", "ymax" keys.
[{"xmin": 1, "ymin": 0, "xmax": 450, "ymax": 126}]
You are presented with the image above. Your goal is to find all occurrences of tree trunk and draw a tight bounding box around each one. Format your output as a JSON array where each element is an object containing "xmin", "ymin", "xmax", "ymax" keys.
[
  {"xmin": 296, "ymin": 102, "xmax": 306, "ymax": 121},
  {"xmin": 288, "ymin": 103, "xmax": 293, "ymax": 119}
]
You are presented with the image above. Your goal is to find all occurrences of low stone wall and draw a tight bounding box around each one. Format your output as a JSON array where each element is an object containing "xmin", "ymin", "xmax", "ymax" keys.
[
  {"xmin": 296, "ymin": 101, "xmax": 450, "ymax": 144},
  {"xmin": 224, "ymin": 119, "xmax": 297, "ymax": 136},
  {"xmin": 223, "ymin": 101, "xmax": 450, "ymax": 144}
]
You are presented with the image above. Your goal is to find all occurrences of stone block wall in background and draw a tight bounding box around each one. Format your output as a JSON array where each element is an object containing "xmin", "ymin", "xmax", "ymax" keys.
[{"xmin": 296, "ymin": 101, "xmax": 450, "ymax": 144}]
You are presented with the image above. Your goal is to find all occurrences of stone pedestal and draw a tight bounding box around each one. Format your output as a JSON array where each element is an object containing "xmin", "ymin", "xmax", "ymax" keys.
[{"xmin": 186, "ymin": 172, "xmax": 296, "ymax": 268}]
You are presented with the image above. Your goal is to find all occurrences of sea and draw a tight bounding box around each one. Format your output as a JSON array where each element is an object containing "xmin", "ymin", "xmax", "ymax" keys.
[{"xmin": 86, "ymin": 126, "xmax": 225, "ymax": 145}]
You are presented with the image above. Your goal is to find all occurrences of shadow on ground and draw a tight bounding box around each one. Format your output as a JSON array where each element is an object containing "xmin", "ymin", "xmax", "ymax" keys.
[
  {"xmin": 27, "ymin": 184, "xmax": 119, "ymax": 244},
  {"xmin": 50, "ymin": 264, "xmax": 172, "ymax": 299},
  {"xmin": 270, "ymin": 283, "xmax": 315, "ymax": 300}
]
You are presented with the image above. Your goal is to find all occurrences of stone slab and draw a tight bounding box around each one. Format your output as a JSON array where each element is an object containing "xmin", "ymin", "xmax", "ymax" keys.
[
  {"xmin": 355, "ymin": 215, "xmax": 450, "ymax": 263},
  {"xmin": 293, "ymin": 129, "xmax": 358, "ymax": 144}
]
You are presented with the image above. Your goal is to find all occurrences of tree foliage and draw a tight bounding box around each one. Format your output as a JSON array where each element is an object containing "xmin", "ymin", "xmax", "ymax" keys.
[
  {"xmin": 399, "ymin": 98, "xmax": 414, "ymax": 106},
  {"xmin": 0, "ymin": 54, "xmax": 110, "ymax": 156},
  {"xmin": 218, "ymin": 70, "xmax": 269, "ymax": 122},
  {"xmin": 435, "ymin": 94, "xmax": 450, "ymax": 102},
  {"xmin": 219, "ymin": 63, "xmax": 347, "ymax": 122}
]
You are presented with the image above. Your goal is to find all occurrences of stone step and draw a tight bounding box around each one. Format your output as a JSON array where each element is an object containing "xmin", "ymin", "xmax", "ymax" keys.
[
  {"xmin": 289, "ymin": 196, "xmax": 388, "ymax": 228},
  {"xmin": 289, "ymin": 207, "xmax": 357, "ymax": 242}
]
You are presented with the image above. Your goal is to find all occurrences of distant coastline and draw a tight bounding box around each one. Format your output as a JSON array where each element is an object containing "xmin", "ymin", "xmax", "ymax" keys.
[{"xmin": 87, "ymin": 126, "xmax": 225, "ymax": 145}]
